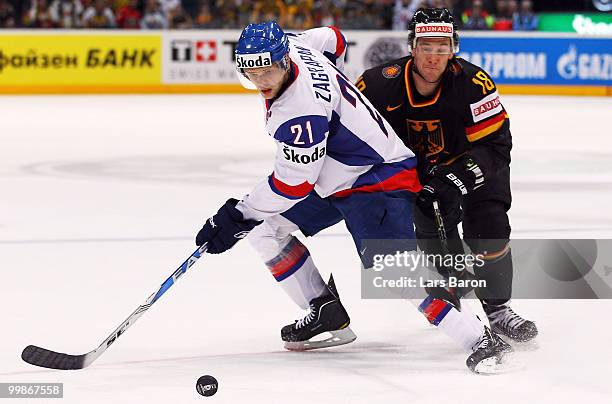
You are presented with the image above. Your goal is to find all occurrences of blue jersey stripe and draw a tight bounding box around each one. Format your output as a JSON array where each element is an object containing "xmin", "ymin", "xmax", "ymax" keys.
[
  {"xmin": 326, "ymin": 111, "xmax": 384, "ymax": 166},
  {"xmin": 351, "ymin": 157, "xmax": 418, "ymax": 188}
]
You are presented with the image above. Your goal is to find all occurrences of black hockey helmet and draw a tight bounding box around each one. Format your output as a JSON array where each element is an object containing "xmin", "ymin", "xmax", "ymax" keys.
[{"xmin": 408, "ymin": 8, "xmax": 459, "ymax": 54}]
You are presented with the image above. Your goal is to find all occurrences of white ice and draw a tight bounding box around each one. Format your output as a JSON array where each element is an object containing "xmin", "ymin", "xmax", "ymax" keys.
[{"xmin": 1, "ymin": 94, "xmax": 611, "ymax": 403}]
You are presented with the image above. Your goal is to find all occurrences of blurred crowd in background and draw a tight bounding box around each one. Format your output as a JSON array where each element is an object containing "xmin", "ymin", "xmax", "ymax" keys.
[{"xmin": 0, "ymin": 0, "xmax": 605, "ymax": 30}]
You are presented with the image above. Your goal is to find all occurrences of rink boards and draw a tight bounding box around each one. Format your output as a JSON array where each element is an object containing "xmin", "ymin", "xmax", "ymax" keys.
[{"xmin": 0, "ymin": 30, "xmax": 610, "ymax": 96}]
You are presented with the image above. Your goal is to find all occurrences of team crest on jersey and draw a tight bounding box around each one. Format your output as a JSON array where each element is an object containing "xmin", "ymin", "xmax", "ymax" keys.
[
  {"xmin": 407, "ymin": 119, "xmax": 445, "ymax": 157},
  {"xmin": 382, "ymin": 64, "xmax": 402, "ymax": 79}
]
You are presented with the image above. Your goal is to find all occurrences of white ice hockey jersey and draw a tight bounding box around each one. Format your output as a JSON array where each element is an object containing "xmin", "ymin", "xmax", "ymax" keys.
[{"xmin": 236, "ymin": 26, "xmax": 421, "ymax": 221}]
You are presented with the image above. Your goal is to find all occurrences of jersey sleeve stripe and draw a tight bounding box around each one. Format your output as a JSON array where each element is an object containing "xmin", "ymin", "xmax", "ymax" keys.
[
  {"xmin": 328, "ymin": 26, "xmax": 347, "ymax": 57},
  {"xmin": 333, "ymin": 167, "xmax": 422, "ymax": 197},
  {"xmin": 268, "ymin": 173, "xmax": 315, "ymax": 200},
  {"xmin": 466, "ymin": 110, "xmax": 507, "ymax": 134},
  {"xmin": 465, "ymin": 112, "xmax": 508, "ymax": 142},
  {"xmin": 350, "ymin": 157, "xmax": 417, "ymax": 188}
]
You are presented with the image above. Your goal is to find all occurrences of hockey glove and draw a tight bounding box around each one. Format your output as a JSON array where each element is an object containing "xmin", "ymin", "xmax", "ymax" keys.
[
  {"xmin": 416, "ymin": 177, "xmax": 460, "ymax": 218},
  {"xmin": 431, "ymin": 157, "xmax": 484, "ymax": 197},
  {"xmin": 196, "ymin": 198, "xmax": 262, "ymax": 254},
  {"xmin": 417, "ymin": 157, "xmax": 484, "ymax": 218}
]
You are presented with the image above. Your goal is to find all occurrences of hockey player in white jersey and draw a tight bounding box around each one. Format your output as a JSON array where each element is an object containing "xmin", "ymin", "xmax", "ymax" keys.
[{"xmin": 195, "ymin": 21, "xmax": 512, "ymax": 373}]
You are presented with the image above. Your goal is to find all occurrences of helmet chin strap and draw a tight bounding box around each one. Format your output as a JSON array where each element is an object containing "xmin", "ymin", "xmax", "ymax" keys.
[{"xmin": 411, "ymin": 62, "xmax": 444, "ymax": 84}]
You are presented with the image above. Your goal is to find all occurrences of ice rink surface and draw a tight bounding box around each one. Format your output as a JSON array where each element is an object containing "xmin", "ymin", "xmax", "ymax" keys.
[{"xmin": 1, "ymin": 94, "xmax": 611, "ymax": 403}]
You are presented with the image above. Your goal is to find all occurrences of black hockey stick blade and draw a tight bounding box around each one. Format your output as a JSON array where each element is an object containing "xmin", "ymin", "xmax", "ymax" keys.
[{"xmin": 22, "ymin": 345, "xmax": 87, "ymax": 370}]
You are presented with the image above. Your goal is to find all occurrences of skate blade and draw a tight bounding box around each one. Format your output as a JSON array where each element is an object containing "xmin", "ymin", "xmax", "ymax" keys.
[
  {"xmin": 473, "ymin": 351, "xmax": 522, "ymax": 375},
  {"xmin": 284, "ymin": 327, "xmax": 357, "ymax": 351},
  {"xmin": 504, "ymin": 337, "xmax": 539, "ymax": 351},
  {"xmin": 473, "ymin": 357, "xmax": 499, "ymax": 374}
]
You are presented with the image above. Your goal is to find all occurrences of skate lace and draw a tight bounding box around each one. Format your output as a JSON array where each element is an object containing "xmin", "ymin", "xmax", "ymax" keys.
[
  {"xmin": 489, "ymin": 306, "xmax": 525, "ymax": 331},
  {"xmin": 295, "ymin": 303, "xmax": 316, "ymax": 329},
  {"xmin": 474, "ymin": 328, "xmax": 492, "ymax": 351}
]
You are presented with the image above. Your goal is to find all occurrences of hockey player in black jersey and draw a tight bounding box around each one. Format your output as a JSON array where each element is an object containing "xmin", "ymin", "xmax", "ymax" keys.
[
  {"xmin": 193, "ymin": 20, "xmax": 514, "ymax": 374},
  {"xmin": 357, "ymin": 8, "xmax": 537, "ymax": 344}
]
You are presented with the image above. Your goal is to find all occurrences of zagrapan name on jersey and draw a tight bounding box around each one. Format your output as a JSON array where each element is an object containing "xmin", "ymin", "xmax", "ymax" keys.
[{"xmin": 236, "ymin": 52, "xmax": 272, "ymax": 69}]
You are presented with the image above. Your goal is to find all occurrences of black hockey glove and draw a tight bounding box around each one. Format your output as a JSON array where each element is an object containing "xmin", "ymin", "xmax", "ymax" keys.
[
  {"xmin": 417, "ymin": 157, "xmax": 484, "ymax": 218},
  {"xmin": 195, "ymin": 198, "xmax": 262, "ymax": 254},
  {"xmin": 416, "ymin": 177, "xmax": 460, "ymax": 218}
]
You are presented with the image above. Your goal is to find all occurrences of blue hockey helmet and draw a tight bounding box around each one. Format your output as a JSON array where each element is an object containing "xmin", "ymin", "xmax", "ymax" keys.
[
  {"xmin": 235, "ymin": 21, "xmax": 290, "ymax": 88},
  {"xmin": 236, "ymin": 21, "xmax": 289, "ymax": 68}
]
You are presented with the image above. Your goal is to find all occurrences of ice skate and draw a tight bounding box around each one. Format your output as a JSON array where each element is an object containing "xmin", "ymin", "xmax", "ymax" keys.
[
  {"xmin": 466, "ymin": 326, "xmax": 513, "ymax": 374},
  {"xmin": 485, "ymin": 303, "xmax": 538, "ymax": 344},
  {"xmin": 282, "ymin": 275, "xmax": 356, "ymax": 351}
]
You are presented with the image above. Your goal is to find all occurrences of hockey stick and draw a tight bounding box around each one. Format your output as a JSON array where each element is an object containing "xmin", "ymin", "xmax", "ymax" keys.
[
  {"xmin": 428, "ymin": 201, "xmax": 479, "ymax": 310},
  {"xmin": 21, "ymin": 243, "xmax": 208, "ymax": 370},
  {"xmin": 432, "ymin": 201, "xmax": 476, "ymax": 311},
  {"xmin": 432, "ymin": 201, "xmax": 449, "ymax": 255},
  {"xmin": 425, "ymin": 201, "xmax": 461, "ymax": 308}
]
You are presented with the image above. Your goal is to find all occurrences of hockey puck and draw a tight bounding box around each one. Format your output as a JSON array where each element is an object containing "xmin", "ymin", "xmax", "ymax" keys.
[{"xmin": 196, "ymin": 375, "xmax": 218, "ymax": 397}]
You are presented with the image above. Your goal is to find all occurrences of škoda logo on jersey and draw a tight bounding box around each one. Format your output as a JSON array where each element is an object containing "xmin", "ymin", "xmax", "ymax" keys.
[
  {"xmin": 236, "ymin": 52, "xmax": 272, "ymax": 69},
  {"xmin": 407, "ymin": 119, "xmax": 445, "ymax": 157},
  {"xmin": 283, "ymin": 146, "xmax": 326, "ymax": 164}
]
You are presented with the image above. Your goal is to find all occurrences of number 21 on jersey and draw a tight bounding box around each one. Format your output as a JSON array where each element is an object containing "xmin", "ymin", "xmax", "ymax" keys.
[{"xmin": 291, "ymin": 121, "xmax": 314, "ymax": 145}]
